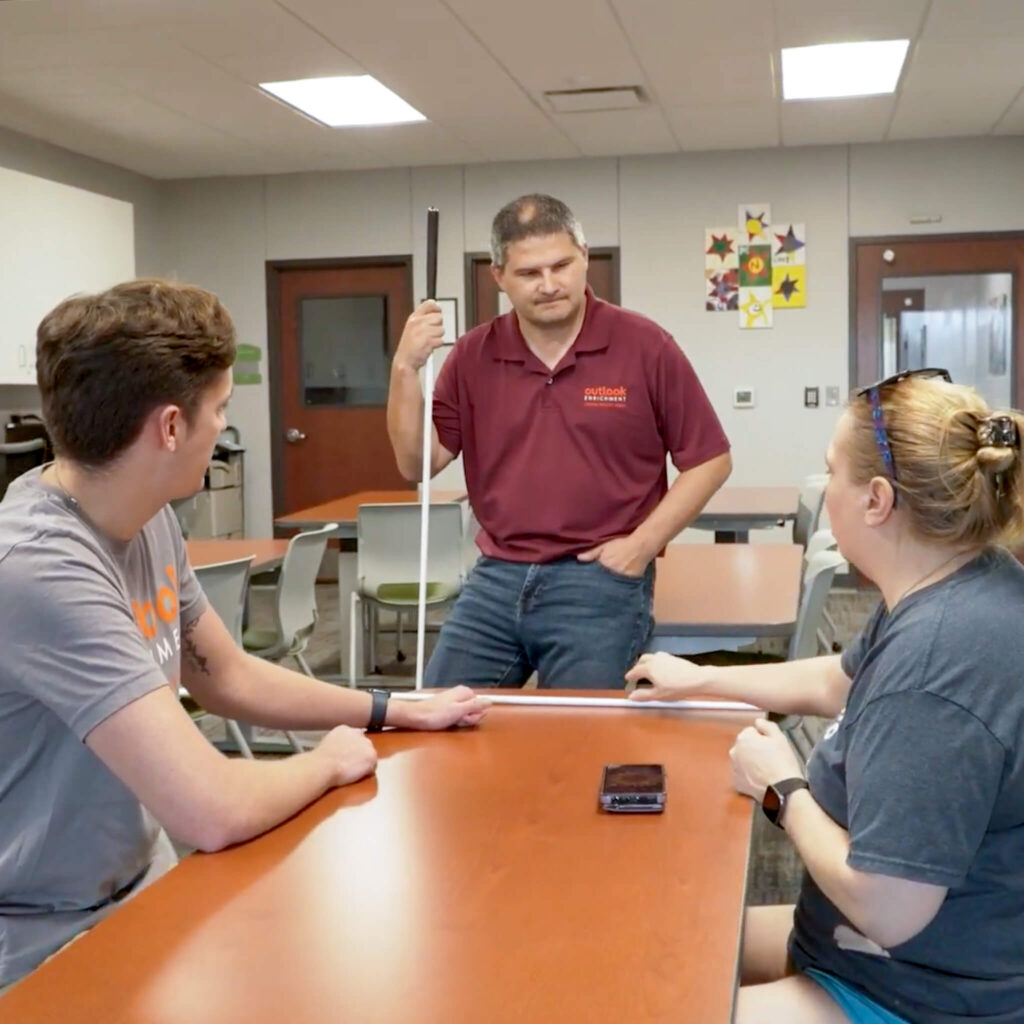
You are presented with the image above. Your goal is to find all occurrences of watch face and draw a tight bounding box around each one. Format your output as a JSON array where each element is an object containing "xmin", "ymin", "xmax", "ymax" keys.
[{"xmin": 762, "ymin": 785, "xmax": 783, "ymax": 824}]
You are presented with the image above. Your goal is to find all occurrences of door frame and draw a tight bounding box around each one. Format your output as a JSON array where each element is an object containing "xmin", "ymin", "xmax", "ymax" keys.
[
  {"xmin": 463, "ymin": 246, "xmax": 621, "ymax": 329},
  {"xmin": 849, "ymin": 231, "xmax": 1024, "ymax": 405},
  {"xmin": 265, "ymin": 255, "xmax": 413, "ymax": 516}
]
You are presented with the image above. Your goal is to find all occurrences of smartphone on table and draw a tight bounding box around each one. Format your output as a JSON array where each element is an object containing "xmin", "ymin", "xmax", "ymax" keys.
[{"xmin": 599, "ymin": 763, "xmax": 666, "ymax": 813}]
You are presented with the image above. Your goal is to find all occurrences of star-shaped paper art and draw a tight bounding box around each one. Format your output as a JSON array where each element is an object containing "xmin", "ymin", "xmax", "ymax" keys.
[
  {"xmin": 775, "ymin": 225, "xmax": 805, "ymax": 257},
  {"xmin": 772, "ymin": 223, "xmax": 806, "ymax": 266},
  {"xmin": 743, "ymin": 210, "xmax": 769, "ymax": 242},
  {"xmin": 740, "ymin": 289, "xmax": 772, "ymax": 328},
  {"xmin": 704, "ymin": 226, "xmax": 738, "ymax": 269},
  {"xmin": 772, "ymin": 265, "xmax": 806, "ymax": 308},
  {"xmin": 706, "ymin": 269, "xmax": 739, "ymax": 311},
  {"xmin": 706, "ymin": 232, "xmax": 735, "ymax": 262},
  {"xmin": 739, "ymin": 245, "xmax": 772, "ymax": 287},
  {"xmin": 776, "ymin": 274, "xmax": 800, "ymax": 302}
]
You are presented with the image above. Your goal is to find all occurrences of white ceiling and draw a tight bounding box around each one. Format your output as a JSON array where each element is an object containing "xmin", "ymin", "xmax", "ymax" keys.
[{"xmin": 0, "ymin": 0, "xmax": 1021, "ymax": 179}]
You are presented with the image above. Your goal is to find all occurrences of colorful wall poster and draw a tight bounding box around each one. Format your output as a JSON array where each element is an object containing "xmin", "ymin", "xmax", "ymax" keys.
[
  {"xmin": 739, "ymin": 288, "xmax": 773, "ymax": 329},
  {"xmin": 706, "ymin": 269, "xmax": 739, "ymax": 311},
  {"xmin": 738, "ymin": 244, "xmax": 771, "ymax": 287},
  {"xmin": 705, "ymin": 226, "xmax": 738, "ymax": 269},
  {"xmin": 773, "ymin": 266, "xmax": 806, "ymax": 309},
  {"xmin": 739, "ymin": 204, "xmax": 772, "ymax": 245},
  {"xmin": 773, "ymin": 223, "xmax": 806, "ymax": 267}
]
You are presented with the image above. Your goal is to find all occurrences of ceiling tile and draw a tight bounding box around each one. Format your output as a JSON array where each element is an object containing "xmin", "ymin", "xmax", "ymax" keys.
[
  {"xmin": 664, "ymin": 101, "xmax": 779, "ymax": 151},
  {"xmin": 993, "ymin": 92, "xmax": 1024, "ymax": 135},
  {"xmin": 550, "ymin": 107, "xmax": 679, "ymax": 156},
  {"xmin": 440, "ymin": 113, "xmax": 579, "ymax": 162},
  {"xmin": 923, "ymin": 0, "xmax": 1024, "ymax": 40},
  {"xmin": 890, "ymin": 39, "xmax": 1024, "ymax": 138},
  {"xmin": 278, "ymin": 0, "xmax": 542, "ymax": 121},
  {"xmin": 445, "ymin": 0, "xmax": 644, "ymax": 93},
  {"xmin": 775, "ymin": 0, "xmax": 927, "ymax": 48},
  {"xmin": 782, "ymin": 96, "xmax": 894, "ymax": 146}
]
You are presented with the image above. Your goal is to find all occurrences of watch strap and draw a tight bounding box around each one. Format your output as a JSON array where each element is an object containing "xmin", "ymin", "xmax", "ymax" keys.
[
  {"xmin": 366, "ymin": 688, "xmax": 389, "ymax": 733},
  {"xmin": 762, "ymin": 776, "xmax": 809, "ymax": 829}
]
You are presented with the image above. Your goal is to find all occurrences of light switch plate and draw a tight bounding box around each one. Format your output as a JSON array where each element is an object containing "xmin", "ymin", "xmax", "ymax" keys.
[
  {"xmin": 804, "ymin": 386, "xmax": 820, "ymax": 408},
  {"xmin": 733, "ymin": 387, "xmax": 755, "ymax": 408},
  {"xmin": 826, "ymin": 386, "xmax": 840, "ymax": 407}
]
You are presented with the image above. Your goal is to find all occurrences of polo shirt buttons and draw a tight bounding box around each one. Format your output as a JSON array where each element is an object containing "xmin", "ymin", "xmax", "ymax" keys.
[{"xmin": 547, "ymin": 377, "xmax": 553, "ymax": 385}]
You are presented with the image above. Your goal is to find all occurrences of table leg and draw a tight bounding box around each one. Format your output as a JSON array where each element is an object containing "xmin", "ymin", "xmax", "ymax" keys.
[
  {"xmin": 714, "ymin": 529, "xmax": 749, "ymax": 543},
  {"xmin": 337, "ymin": 544, "xmax": 357, "ymax": 677}
]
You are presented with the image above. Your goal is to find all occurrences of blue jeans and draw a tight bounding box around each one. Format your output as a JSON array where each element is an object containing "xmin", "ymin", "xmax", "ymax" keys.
[{"xmin": 424, "ymin": 556, "xmax": 654, "ymax": 689}]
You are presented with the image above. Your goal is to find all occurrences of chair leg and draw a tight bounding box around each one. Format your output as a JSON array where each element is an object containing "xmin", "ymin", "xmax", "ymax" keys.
[
  {"xmin": 369, "ymin": 604, "xmax": 379, "ymax": 673},
  {"xmin": 225, "ymin": 718, "xmax": 254, "ymax": 759},
  {"xmin": 294, "ymin": 652, "xmax": 315, "ymax": 678},
  {"xmin": 284, "ymin": 731, "xmax": 307, "ymax": 754},
  {"xmin": 349, "ymin": 592, "xmax": 361, "ymax": 688},
  {"xmin": 395, "ymin": 609, "xmax": 406, "ymax": 662}
]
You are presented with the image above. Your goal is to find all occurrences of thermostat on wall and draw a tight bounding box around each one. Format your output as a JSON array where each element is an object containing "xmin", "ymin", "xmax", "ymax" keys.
[{"xmin": 733, "ymin": 388, "xmax": 756, "ymax": 409}]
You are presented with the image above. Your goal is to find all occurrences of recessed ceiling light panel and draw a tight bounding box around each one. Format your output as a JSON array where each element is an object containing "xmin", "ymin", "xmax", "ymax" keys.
[
  {"xmin": 781, "ymin": 40, "xmax": 909, "ymax": 101},
  {"xmin": 259, "ymin": 75, "xmax": 426, "ymax": 127}
]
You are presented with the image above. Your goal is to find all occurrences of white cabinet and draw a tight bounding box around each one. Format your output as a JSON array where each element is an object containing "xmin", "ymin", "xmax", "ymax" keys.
[{"xmin": 0, "ymin": 167, "xmax": 135, "ymax": 384}]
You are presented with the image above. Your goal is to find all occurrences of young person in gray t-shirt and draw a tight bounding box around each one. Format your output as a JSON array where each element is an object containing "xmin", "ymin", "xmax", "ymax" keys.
[
  {"xmin": 0, "ymin": 280, "xmax": 488, "ymax": 993},
  {"xmin": 627, "ymin": 371, "xmax": 1024, "ymax": 1024}
]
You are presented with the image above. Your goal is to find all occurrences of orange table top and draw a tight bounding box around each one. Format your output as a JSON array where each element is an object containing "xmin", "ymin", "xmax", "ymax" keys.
[
  {"xmin": 697, "ymin": 486, "xmax": 801, "ymax": 523},
  {"xmin": 1, "ymin": 698, "xmax": 755, "ymax": 1024},
  {"xmin": 186, "ymin": 538, "xmax": 289, "ymax": 572},
  {"xmin": 276, "ymin": 489, "xmax": 465, "ymax": 529},
  {"xmin": 654, "ymin": 543, "xmax": 803, "ymax": 636}
]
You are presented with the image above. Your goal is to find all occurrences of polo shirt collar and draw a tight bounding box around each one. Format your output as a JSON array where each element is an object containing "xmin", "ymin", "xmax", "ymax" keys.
[{"xmin": 489, "ymin": 286, "xmax": 610, "ymax": 366}]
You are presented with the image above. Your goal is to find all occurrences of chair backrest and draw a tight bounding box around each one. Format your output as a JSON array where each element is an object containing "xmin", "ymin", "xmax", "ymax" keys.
[
  {"xmin": 194, "ymin": 556, "xmax": 254, "ymax": 644},
  {"xmin": 793, "ymin": 477, "xmax": 827, "ymax": 548},
  {"xmin": 272, "ymin": 523, "xmax": 336, "ymax": 644},
  {"xmin": 788, "ymin": 549, "xmax": 846, "ymax": 660},
  {"xmin": 357, "ymin": 502, "xmax": 464, "ymax": 597},
  {"xmin": 804, "ymin": 528, "xmax": 838, "ymax": 566}
]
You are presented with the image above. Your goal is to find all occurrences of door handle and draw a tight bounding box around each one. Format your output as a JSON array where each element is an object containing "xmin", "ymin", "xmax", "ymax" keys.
[{"xmin": 285, "ymin": 428, "xmax": 307, "ymax": 444}]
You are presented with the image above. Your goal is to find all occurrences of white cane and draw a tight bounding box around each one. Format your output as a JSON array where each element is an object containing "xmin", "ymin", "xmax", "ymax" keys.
[{"xmin": 415, "ymin": 207, "xmax": 440, "ymax": 691}]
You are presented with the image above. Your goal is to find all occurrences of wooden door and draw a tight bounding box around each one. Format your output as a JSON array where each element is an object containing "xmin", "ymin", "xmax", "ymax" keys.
[
  {"xmin": 267, "ymin": 259, "xmax": 412, "ymax": 516},
  {"xmin": 464, "ymin": 247, "xmax": 621, "ymax": 329},
  {"xmin": 852, "ymin": 234, "xmax": 1024, "ymax": 404}
]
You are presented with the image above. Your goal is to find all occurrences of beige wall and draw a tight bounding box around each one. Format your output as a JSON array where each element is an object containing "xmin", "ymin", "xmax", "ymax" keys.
[
  {"xmin": 150, "ymin": 136, "xmax": 1024, "ymax": 537},
  {"xmin": 5, "ymin": 127, "xmax": 1024, "ymax": 538}
]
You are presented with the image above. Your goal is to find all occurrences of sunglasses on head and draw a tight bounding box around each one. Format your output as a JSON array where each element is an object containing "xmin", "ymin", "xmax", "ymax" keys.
[{"xmin": 854, "ymin": 368, "xmax": 953, "ymax": 507}]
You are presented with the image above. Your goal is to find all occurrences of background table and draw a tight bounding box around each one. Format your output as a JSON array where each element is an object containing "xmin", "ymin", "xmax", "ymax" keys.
[
  {"xmin": 275, "ymin": 490, "xmax": 466, "ymax": 677},
  {"xmin": 1, "ymin": 699, "xmax": 755, "ymax": 1024},
  {"xmin": 187, "ymin": 538, "xmax": 289, "ymax": 572},
  {"xmin": 693, "ymin": 486, "xmax": 801, "ymax": 543},
  {"xmin": 651, "ymin": 543, "xmax": 803, "ymax": 655}
]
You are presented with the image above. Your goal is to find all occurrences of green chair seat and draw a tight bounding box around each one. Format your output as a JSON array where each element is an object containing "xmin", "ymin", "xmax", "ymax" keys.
[
  {"xmin": 371, "ymin": 581, "xmax": 461, "ymax": 605},
  {"xmin": 243, "ymin": 626, "xmax": 282, "ymax": 651}
]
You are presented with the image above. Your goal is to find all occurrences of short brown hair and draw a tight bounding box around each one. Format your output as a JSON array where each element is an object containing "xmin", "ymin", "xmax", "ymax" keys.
[
  {"xmin": 490, "ymin": 194, "xmax": 586, "ymax": 267},
  {"xmin": 36, "ymin": 278, "xmax": 236, "ymax": 467},
  {"xmin": 847, "ymin": 377, "xmax": 1024, "ymax": 547}
]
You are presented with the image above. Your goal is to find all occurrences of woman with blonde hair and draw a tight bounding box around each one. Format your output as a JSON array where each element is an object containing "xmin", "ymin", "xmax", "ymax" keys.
[{"xmin": 628, "ymin": 369, "xmax": 1024, "ymax": 1024}]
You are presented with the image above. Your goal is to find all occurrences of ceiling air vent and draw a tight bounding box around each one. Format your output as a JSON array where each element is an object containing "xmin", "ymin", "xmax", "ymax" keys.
[{"xmin": 543, "ymin": 86, "xmax": 646, "ymax": 114}]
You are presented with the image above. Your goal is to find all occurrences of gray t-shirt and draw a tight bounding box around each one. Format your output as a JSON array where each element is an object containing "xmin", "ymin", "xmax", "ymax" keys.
[
  {"xmin": 790, "ymin": 547, "xmax": 1024, "ymax": 1023},
  {"xmin": 0, "ymin": 468, "xmax": 206, "ymax": 986}
]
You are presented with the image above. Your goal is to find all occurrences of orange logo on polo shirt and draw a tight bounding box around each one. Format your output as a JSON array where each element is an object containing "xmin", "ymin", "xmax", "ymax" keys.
[{"xmin": 583, "ymin": 385, "xmax": 628, "ymax": 408}]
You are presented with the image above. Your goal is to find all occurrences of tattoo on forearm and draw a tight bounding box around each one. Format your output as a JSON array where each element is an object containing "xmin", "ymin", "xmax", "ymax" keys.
[{"xmin": 182, "ymin": 618, "xmax": 210, "ymax": 676}]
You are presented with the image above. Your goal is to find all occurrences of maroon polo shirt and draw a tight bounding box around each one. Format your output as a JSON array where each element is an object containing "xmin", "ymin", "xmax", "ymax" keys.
[{"xmin": 433, "ymin": 290, "xmax": 730, "ymax": 563}]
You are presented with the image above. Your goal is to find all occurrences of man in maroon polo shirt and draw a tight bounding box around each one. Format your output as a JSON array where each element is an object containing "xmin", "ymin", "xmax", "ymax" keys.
[{"xmin": 386, "ymin": 194, "xmax": 731, "ymax": 688}]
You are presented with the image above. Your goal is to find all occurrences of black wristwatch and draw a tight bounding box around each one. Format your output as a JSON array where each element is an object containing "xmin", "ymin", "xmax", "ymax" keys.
[
  {"xmin": 761, "ymin": 777, "xmax": 809, "ymax": 829},
  {"xmin": 366, "ymin": 688, "xmax": 390, "ymax": 733}
]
